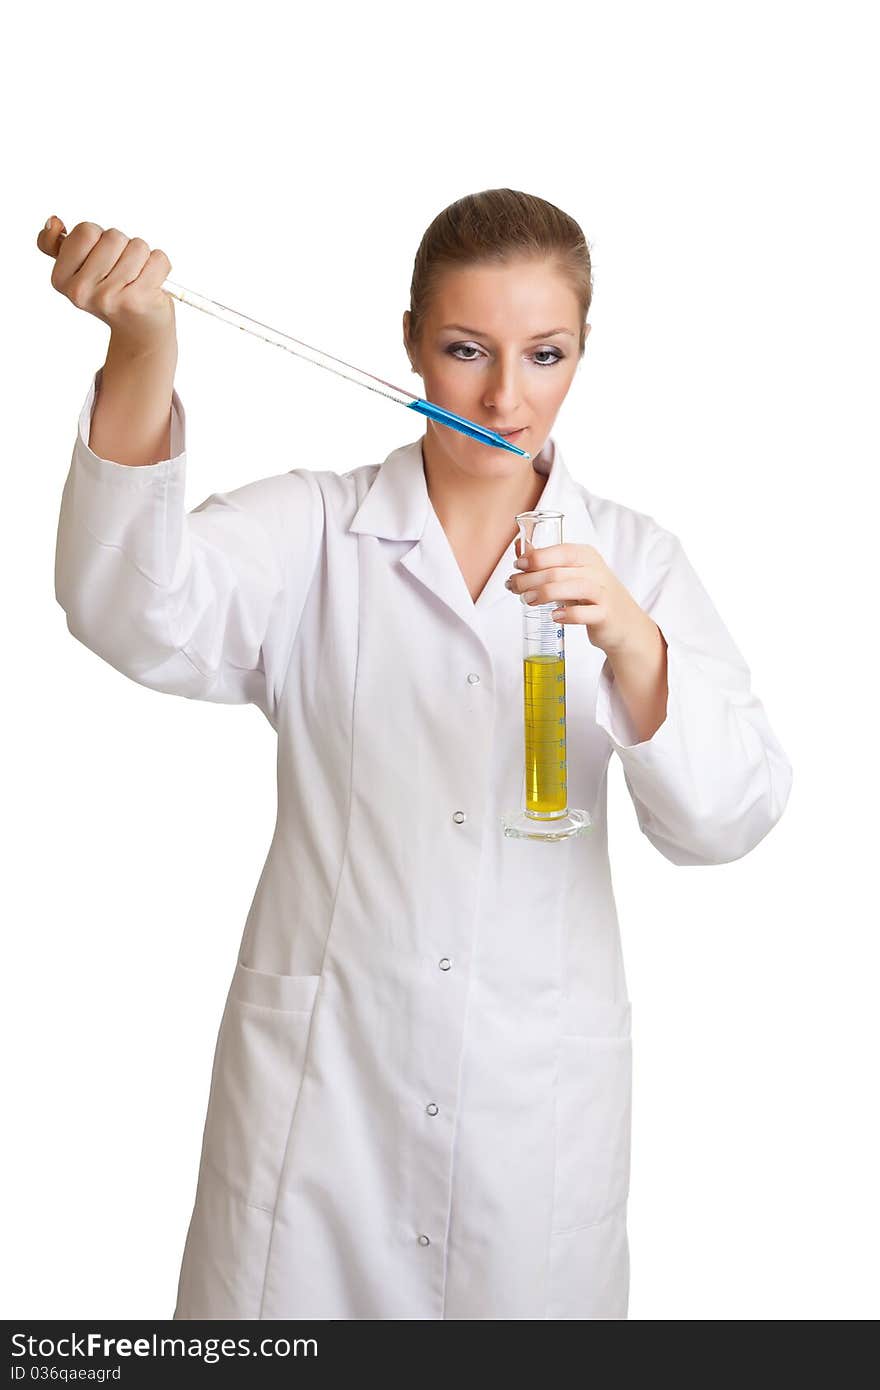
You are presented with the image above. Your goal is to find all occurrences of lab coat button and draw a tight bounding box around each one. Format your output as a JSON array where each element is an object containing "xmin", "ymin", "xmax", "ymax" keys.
[
  {"xmin": 426, "ymin": 1102, "xmax": 439, "ymax": 1116},
  {"xmin": 438, "ymin": 957, "xmax": 451, "ymax": 971},
  {"xmin": 417, "ymin": 1234, "xmax": 431, "ymax": 1246},
  {"xmin": 452, "ymin": 810, "xmax": 466, "ymax": 824},
  {"xmin": 467, "ymin": 672, "xmax": 480, "ymax": 684}
]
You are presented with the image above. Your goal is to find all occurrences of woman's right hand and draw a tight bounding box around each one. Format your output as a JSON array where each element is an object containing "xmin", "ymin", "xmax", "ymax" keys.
[{"xmin": 37, "ymin": 215, "xmax": 176, "ymax": 352}]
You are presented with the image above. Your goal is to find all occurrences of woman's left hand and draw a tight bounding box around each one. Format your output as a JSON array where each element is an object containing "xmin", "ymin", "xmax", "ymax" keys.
[{"xmin": 506, "ymin": 543, "xmax": 656, "ymax": 657}]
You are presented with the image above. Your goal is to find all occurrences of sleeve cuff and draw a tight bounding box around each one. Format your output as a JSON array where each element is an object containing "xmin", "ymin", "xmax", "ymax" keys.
[
  {"xmin": 75, "ymin": 365, "xmax": 187, "ymax": 485},
  {"xmin": 594, "ymin": 628, "xmax": 681, "ymax": 753}
]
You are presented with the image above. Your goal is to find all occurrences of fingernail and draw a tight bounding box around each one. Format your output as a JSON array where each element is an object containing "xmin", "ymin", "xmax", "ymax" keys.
[{"xmin": 44, "ymin": 217, "xmax": 54, "ymax": 231}]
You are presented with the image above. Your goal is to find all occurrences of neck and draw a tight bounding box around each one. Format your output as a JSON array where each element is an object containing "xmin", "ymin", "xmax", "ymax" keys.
[{"xmin": 421, "ymin": 429, "xmax": 550, "ymax": 541}]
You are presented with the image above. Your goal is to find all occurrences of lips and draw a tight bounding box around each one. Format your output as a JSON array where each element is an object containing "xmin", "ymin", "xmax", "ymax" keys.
[{"xmin": 499, "ymin": 427, "xmax": 526, "ymax": 438}]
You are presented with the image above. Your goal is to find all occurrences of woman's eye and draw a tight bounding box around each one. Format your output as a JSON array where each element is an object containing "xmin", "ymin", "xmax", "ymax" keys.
[{"xmin": 447, "ymin": 343, "xmax": 563, "ymax": 366}]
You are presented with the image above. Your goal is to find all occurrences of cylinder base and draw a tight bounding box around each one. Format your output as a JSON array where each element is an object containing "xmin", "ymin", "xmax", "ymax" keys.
[{"xmin": 500, "ymin": 808, "xmax": 593, "ymax": 842}]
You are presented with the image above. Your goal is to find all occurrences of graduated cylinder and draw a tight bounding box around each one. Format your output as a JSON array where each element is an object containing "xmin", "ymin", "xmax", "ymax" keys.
[{"xmin": 500, "ymin": 509, "xmax": 593, "ymax": 842}]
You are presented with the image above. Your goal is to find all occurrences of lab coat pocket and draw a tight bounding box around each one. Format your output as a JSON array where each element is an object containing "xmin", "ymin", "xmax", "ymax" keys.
[
  {"xmin": 552, "ymin": 996, "xmax": 632, "ymax": 1235},
  {"xmin": 201, "ymin": 959, "xmax": 321, "ymax": 1213}
]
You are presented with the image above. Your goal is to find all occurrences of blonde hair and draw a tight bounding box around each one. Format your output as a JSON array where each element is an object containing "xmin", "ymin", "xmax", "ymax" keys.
[{"xmin": 407, "ymin": 188, "xmax": 593, "ymax": 357}]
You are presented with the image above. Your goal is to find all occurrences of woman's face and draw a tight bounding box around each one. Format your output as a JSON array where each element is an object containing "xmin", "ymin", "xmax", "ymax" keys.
[{"xmin": 403, "ymin": 255, "xmax": 587, "ymax": 472}]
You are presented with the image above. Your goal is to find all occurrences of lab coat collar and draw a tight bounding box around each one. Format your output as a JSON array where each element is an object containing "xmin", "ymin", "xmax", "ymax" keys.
[{"xmin": 349, "ymin": 431, "xmax": 599, "ymax": 623}]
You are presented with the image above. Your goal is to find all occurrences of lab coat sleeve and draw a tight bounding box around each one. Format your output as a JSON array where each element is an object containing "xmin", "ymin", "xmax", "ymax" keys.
[
  {"xmin": 594, "ymin": 523, "xmax": 793, "ymax": 866},
  {"xmin": 54, "ymin": 367, "xmax": 324, "ymax": 721}
]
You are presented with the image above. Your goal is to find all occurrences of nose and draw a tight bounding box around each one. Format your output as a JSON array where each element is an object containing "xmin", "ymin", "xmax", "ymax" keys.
[{"xmin": 482, "ymin": 356, "xmax": 524, "ymax": 417}]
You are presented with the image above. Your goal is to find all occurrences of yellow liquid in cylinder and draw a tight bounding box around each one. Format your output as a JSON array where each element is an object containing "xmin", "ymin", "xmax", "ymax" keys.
[{"xmin": 523, "ymin": 653, "xmax": 567, "ymax": 814}]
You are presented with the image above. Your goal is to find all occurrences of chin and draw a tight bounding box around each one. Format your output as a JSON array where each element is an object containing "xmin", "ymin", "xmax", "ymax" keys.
[{"xmin": 462, "ymin": 445, "xmax": 526, "ymax": 470}]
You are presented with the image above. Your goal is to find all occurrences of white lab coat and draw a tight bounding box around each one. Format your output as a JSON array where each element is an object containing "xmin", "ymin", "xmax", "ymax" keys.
[{"xmin": 55, "ymin": 366, "xmax": 793, "ymax": 1320}]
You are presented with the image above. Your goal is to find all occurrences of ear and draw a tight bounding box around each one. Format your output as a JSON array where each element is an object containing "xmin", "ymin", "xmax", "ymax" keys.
[
  {"xmin": 403, "ymin": 310, "xmax": 418, "ymax": 372},
  {"xmin": 584, "ymin": 323, "xmax": 592, "ymax": 340}
]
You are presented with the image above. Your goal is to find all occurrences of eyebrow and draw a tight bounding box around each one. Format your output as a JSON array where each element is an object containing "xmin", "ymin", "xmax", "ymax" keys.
[{"xmin": 440, "ymin": 324, "xmax": 575, "ymax": 340}]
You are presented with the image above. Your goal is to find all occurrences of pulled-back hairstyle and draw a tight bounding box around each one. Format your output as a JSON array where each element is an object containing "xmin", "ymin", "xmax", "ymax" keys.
[{"xmin": 407, "ymin": 188, "xmax": 593, "ymax": 357}]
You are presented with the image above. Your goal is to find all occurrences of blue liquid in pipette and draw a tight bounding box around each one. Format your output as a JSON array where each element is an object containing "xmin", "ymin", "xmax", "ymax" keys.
[{"xmin": 408, "ymin": 399, "xmax": 530, "ymax": 457}]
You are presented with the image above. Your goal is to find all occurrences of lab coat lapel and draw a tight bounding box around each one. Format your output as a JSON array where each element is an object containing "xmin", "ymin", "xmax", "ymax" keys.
[
  {"xmin": 348, "ymin": 432, "xmax": 599, "ymax": 632},
  {"xmin": 348, "ymin": 437, "xmax": 473, "ymax": 629}
]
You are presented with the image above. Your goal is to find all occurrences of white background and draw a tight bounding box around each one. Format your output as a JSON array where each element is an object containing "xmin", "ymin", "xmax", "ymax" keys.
[{"xmin": 5, "ymin": 0, "xmax": 877, "ymax": 1320}]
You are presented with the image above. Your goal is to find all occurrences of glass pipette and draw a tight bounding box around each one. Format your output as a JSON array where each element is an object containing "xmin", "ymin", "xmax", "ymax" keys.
[
  {"xmin": 44, "ymin": 224, "xmax": 529, "ymax": 456},
  {"xmin": 160, "ymin": 278, "xmax": 530, "ymax": 459}
]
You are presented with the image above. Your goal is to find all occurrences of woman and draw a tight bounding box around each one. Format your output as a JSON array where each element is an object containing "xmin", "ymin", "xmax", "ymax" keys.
[{"xmin": 41, "ymin": 189, "xmax": 792, "ymax": 1320}]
